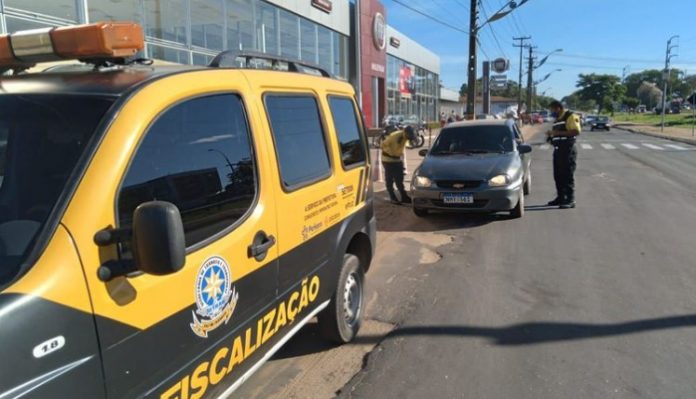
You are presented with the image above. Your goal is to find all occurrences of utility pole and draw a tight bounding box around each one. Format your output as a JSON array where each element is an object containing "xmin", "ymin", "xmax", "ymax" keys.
[
  {"xmin": 513, "ymin": 36, "xmax": 531, "ymax": 116},
  {"xmin": 526, "ymin": 45, "xmax": 536, "ymax": 113},
  {"xmin": 465, "ymin": 0, "xmax": 478, "ymax": 119},
  {"xmin": 661, "ymin": 35, "xmax": 679, "ymax": 132},
  {"xmin": 622, "ymin": 65, "xmax": 630, "ymax": 84}
]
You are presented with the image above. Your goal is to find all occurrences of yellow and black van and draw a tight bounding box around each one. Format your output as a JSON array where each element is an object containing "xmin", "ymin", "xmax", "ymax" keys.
[{"xmin": 0, "ymin": 22, "xmax": 375, "ymax": 398}]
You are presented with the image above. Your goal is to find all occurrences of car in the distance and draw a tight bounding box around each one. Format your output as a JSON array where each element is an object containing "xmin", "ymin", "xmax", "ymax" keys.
[
  {"xmin": 591, "ymin": 116, "xmax": 611, "ymax": 131},
  {"xmin": 383, "ymin": 114, "xmax": 404, "ymax": 127},
  {"xmin": 584, "ymin": 114, "xmax": 598, "ymax": 127},
  {"xmin": 411, "ymin": 120, "xmax": 532, "ymax": 219}
]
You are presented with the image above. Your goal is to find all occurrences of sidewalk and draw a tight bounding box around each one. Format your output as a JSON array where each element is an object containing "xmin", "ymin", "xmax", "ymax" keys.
[{"xmin": 614, "ymin": 122, "xmax": 696, "ymax": 145}]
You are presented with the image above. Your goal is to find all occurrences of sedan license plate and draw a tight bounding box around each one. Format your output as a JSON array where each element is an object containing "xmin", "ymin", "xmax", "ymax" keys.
[{"xmin": 443, "ymin": 193, "xmax": 474, "ymax": 204}]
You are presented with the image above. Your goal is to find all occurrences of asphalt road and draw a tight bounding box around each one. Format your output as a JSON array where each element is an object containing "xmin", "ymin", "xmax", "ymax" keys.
[{"xmin": 238, "ymin": 126, "xmax": 696, "ymax": 399}]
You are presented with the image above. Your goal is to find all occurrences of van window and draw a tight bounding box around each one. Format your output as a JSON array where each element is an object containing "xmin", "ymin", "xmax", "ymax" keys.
[
  {"xmin": 118, "ymin": 94, "xmax": 256, "ymax": 248},
  {"xmin": 329, "ymin": 97, "xmax": 367, "ymax": 167},
  {"xmin": 0, "ymin": 95, "xmax": 114, "ymax": 286},
  {"xmin": 265, "ymin": 95, "xmax": 331, "ymax": 188}
]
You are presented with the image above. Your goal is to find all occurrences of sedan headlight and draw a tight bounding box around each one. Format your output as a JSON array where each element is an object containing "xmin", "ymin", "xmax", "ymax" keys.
[
  {"xmin": 415, "ymin": 176, "xmax": 432, "ymax": 188},
  {"xmin": 488, "ymin": 174, "xmax": 510, "ymax": 187}
]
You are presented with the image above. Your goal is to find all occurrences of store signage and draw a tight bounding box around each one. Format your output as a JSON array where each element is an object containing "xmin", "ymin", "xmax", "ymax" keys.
[
  {"xmin": 311, "ymin": 0, "xmax": 333, "ymax": 13},
  {"xmin": 389, "ymin": 37, "xmax": 401, "ymax": 48},
  {"xmin": 373, "ymin": 13, "xmax": 386, "ymax": 51},
  {"xmin": 371, "ymin": 63, "xmax": 385, "ymax": 73},
  {"xmin": 491, "ymin": 74, "xmax": 508, "ymax": 89},
  {"xmin": 492, "ymin": 58, "xmax": 509, "ymax": 74},
  {"xmin": 399, "ymin": 66, "xmax": 414, "ymax": 98}
]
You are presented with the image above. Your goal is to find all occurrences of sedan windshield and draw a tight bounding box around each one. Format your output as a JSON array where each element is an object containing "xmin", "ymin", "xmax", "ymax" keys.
[
  {"xmin": 0, "ymin": 94, "xmax": 114, "ymax": 286},
  {"xmin": 431, "ymin": 125, "xmax": 514, "ymax": 154}
]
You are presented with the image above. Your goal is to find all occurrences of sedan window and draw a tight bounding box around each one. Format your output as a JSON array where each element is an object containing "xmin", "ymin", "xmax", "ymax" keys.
[{"xmin": 431, "ymin": 125, "xmax": 514, "ymax": 154}]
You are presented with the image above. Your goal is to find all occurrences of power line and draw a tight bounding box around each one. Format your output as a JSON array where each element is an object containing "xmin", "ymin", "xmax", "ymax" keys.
[
  {"xmin": 389, "ymin": 0, "xmax": 470, "ymax": 35},
  {"xmin": 478, "ymin": 0, "xmax": 509, "ymax": 59}
]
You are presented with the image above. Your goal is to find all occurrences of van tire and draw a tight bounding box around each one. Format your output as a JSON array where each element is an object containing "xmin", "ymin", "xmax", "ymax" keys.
[{"xmin": 318, "ymin": 254, "xmax": 364, "ymax": 343}]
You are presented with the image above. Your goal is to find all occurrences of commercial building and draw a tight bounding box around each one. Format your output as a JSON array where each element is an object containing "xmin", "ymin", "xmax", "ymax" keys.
[{"xmin": 0, "ymin": 0, "xmax": 440, "ymax": 126}]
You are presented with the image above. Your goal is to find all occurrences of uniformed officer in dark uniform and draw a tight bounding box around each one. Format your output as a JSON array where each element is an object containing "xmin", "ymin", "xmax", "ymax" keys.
[{"xmin": 546, "ymin": 100, "xmax": 581, "ymax": 209}]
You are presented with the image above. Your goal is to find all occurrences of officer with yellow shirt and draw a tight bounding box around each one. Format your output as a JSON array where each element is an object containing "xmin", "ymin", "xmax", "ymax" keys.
[
  {"xmin": 381, "ymin": 125, "xmax": 416, "ymax": 204},
  {"xmin": 546, "ymin": 100, "xmax": 581, "ymax": 209}
]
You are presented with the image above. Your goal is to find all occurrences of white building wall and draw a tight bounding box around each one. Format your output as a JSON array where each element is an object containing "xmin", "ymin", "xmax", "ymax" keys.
[
  {"xmin": 386, "ymin": 25, "xmax": 440, "ymax": 74},
  {"xmin": 265, "ymin": 0, "xmax": 350, "ymax": 36}
]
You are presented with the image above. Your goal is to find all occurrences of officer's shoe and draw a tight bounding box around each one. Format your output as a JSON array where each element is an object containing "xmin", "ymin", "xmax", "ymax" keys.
[
  {"xmin": 559, "ymin": 200, "xmax": 576, "ymax": 209},
  {"xmin": 547, "ymin": 197, "xmax": 564, "ymax": 206},
  {"xmin": 401, "ymin": 195, "xmax": 413, "ymax": 204}
]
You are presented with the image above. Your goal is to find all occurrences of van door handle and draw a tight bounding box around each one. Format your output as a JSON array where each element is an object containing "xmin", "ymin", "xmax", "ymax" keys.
[{"xmin": 248, "ymin": 231, "xmax": 276, "ymax": 261}]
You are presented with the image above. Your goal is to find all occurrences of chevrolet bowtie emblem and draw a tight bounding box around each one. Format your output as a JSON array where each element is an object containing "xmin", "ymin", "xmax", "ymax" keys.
[{"xmin": 453, "ymin": 183, "xmax": 465, "ymax": 189}]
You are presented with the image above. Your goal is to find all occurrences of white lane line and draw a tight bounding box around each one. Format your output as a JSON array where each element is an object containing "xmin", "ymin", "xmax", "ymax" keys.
[
  {"xmin": 642, "ymin": 143, "xmax": 665, "ymax": 150},
  {"xmin": 621, "ymin": 143, "xmax": 640, "ymax": 150},
  {"xmin": 540, "ymin": 144, "xmax": 551, "ymax": 150},
  {"xmin": 601, "ymin": 143, "xmax": 616, "ymax": 150},
  {"xmin": 664, "ymin": 144, "xmax": 689, "ymax": 150},
  {"xmin": 580, "ymin": 143, "xmax": 593, "ymax": 150}
]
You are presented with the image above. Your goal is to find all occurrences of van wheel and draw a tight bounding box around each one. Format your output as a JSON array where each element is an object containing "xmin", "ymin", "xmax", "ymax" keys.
[
  {"xmin": 510, "ymin": 191, "xmax": 524, "ymax": 219},
  {"xmin": 523, "ymin": 172, "xmax": 531, "ymax": 196},
  {"xmin": 413, "ymin": 207, "xmax": 429, "ymax": 217},
  {"xmin": 318, "ymin": 254, "xmax": 364, "ymax": 343}
]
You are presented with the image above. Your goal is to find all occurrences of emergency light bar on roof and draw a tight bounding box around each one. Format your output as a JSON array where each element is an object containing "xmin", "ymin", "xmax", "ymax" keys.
[{"xmin": 0, "ymin": 22, "xmax": 144, "ymax": 71}]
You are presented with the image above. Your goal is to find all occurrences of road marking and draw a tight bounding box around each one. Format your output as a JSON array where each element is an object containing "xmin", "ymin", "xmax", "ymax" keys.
[
  {"xmin": 621, "ymin": 143, "xmax": 640, "ymax": 150},
  {"xmin": 540, "ymin": 144, "xmax": 551, "ymax": 150},
  {"xmin": 580, "ymin": 143, "xmax": 593, "ymax": 150},
  {"xmin": 601, "ymin": 143, "xmax": 616, "ymax": 150},
  {"xmin": 642, "ymin": 143, "xmax": 664, "ymax": 150},
  {"xmin": 664, "ymin": 144, "xmax": 689, "ymax": 150}
]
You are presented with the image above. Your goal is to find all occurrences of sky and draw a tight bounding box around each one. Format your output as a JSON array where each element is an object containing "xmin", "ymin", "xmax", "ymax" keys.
[{"xmin": 383, "ymin": 0, "xmax": 696, "ymax": 100}]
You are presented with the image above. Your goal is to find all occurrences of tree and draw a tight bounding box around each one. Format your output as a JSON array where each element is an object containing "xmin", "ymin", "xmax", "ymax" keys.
[
  {"xmin": 562, "ymin": 92, "xmax": 596, "ymax": 112},
  {"xmin": 459, "ymin": 83, "xmax": 467, "ymax": 98},
  {"xmin": 624, "ymin": 70, "xmax": 662, "ymax": 97},
  {"xmin": 623, "ymin": 97, "xmax": 640, "ymax": 110},
  {"xmin": 636, "ymin": 82, "xmax": 662, "ymax": 109},
  {"xmin": 576, "ymin": 73, "xmax": 626, "ymax": 115}
]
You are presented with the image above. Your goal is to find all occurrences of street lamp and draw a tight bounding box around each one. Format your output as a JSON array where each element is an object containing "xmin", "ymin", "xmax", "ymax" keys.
[
  {"xmin": 466, "ymin": 0, "xmax": 531, "ymax": 119},
  {"xmin": 534, "ymin": 69, "xmax": 562, "ymax": 85},
  {"xmin": 535, "ymin": 49, "xmax": 563, "ymax": 69},
  {"xmin": 208, "ymin": 149, "xmax": 235, "ymax": 172}
]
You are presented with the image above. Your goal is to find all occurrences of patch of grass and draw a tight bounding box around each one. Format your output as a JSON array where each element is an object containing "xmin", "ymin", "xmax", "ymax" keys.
[{"xmin": 612, "ymin": 112, "xmax": 696, "ymax": 127}]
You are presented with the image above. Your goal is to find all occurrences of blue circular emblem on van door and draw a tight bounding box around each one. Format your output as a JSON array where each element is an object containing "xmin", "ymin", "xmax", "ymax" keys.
[{"xmin": 190, "ymin": 256, "xmax": 239, "ymax": 338}]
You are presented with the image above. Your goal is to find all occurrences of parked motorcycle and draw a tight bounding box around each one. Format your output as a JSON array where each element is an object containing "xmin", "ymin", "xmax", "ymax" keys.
[{"xmin": 372, "ymin": 123, "xmax": 425, "ymax": 149}]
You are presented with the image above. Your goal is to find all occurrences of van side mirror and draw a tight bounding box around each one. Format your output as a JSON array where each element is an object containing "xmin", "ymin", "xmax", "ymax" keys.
[
  {"xmin": 418, "ymin": 149, "xmax": 428, "ymax": 157},
  {"xmin": 518, "ymin": 144, "xmax": 532, "ymax": 154},
  {"xmin": 131, "ymin": 201, "xmax": 186, "ymax": 276}
]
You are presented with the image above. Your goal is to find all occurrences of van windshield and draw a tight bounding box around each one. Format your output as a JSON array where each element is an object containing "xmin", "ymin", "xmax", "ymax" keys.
[{"xmin": 0, "ymin": 94, "xmax": 114, "ymax": 286}]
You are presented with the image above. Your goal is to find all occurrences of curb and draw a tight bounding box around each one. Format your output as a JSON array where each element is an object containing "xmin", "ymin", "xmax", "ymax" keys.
[{"xmin": 615, "ymin": 124, "xmax": 696, "ymax": 146}]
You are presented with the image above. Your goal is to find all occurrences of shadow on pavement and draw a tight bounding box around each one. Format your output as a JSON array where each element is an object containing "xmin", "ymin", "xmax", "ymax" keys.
[
  {"xmin": 525, "ymin": 204, "xmax": 559, "ymax": 212},
  {"xmin": 351, "ymin": 314, "xmax": 696, "ymax": 346},
  {"xmin": 374, "ymin": 199, "xmax": 498, "ymax": 233},
  {"xmin": 270, "ymin": 322, "xmax": 341, "ymax": 360}
]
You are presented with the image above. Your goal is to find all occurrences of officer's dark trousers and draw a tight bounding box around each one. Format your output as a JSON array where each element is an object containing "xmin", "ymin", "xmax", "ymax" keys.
[
  {"xmin": 553, "ymin": 142, "xmax": 577, "ymax": 201},
  {"xmin": 384, "ymin": 161, "xmax": 407, "ymax": 201}
]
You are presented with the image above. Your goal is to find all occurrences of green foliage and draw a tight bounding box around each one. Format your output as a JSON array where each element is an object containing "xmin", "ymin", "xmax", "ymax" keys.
[
  {"xmin": 576, "ymin": 74, "xmax": 626, "ymax": 115},
  {"xmin": 623, "ymin": 97, "xmax": 640, "ymax": 109}
]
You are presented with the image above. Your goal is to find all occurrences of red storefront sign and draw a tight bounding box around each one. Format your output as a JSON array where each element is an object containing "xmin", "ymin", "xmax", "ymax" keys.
[{"xmin": 399, "ymin": 65, "xmax": 413, "ymax": 98}]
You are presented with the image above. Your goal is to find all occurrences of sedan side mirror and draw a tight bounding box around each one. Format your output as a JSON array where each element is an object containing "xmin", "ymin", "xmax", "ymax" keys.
[
  {"xmin": 518, "ymin": 144, "xmax": 533, "ymax": 154},
  {"xmin": 418, "ymin": 149, "xmax": 428, "ymax": 157},
  {"xmin": 131, "ymin": 201, "xmax": 186, "ymax": 276}
]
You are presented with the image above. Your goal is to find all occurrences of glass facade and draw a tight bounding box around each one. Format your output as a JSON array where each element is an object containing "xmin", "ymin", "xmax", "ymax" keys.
[
  {"xmin": 0, "ymin": 0, "xmax": 349, "ymax": 79},
  {"xmin": 386, "ymin": 54, "xmax": 439, "ymax": 122}
]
